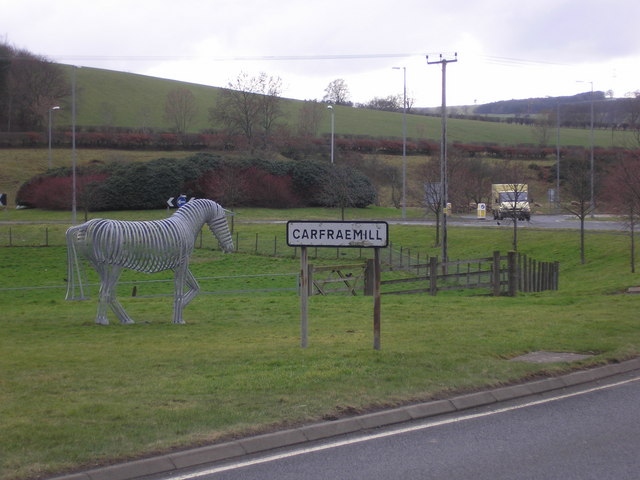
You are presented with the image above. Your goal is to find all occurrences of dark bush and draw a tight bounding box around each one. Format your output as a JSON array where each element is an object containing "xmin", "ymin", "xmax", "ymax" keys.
[{"xmin": 16, "ymin": 154, "xmax": 376, "ymax": 211}]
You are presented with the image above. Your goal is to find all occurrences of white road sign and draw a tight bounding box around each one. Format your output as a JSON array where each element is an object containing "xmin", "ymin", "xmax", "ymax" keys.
[{"xmin": 286, "ymin": 221, "xmax": 388, "ymax": 248}]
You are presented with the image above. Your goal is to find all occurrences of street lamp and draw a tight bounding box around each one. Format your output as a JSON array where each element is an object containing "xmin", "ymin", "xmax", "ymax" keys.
[
  {"xmin": 392, "ymin": 66, "xmax": 407, "ymax": 219},
  {"xmin": 48, "ymin": 106, "xmax": 60, "ymax": 169},
  {"xmin": 71, "ymin": 66, "xmax": 78, "ymax": 225},
  {"xmin": 327, "ymin": 105, "xmax": 335, "ymax": 164},
  {"xmin": 577, "ymin": 80, "xmax": 595, "ymax": 214}
]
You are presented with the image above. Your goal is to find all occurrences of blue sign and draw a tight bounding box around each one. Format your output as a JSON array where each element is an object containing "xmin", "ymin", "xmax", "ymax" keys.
[{"xmin": 176, "ymin": 194, "xmax": 187, "ymax": 207}]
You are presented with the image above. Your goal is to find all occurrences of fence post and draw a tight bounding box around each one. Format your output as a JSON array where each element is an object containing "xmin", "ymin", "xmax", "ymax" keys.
[
  {"xmin": 307, "ymin": 263, "xmax": 314, "ymax": 296},
  {"xmin": 508, "ymin": 251, "xmax": 517, "ymax": 297},
  {"xmin": 492, "ymin": 251, "xmax": 501, "ymax": 296},
  {"xmin": 45, "ymin": 227, "xmax": 49, "ymax": 247},
  {"xmin": 553, "ymin": 261, "xmax": 560, "ymax": 290},
  {"xmin": 364, "ymin": 259, "xmax": 375, "ymax": 296},
  {"xmin": 429, "ymin": 256, "xmax": 438, "ymax": 296},
  {"xmin": 255, "ymin": 233, "xmax": 259, "ymax": 254}
]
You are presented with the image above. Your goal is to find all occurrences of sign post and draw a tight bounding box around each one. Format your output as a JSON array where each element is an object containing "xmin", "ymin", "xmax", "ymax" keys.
[
  {"xmin": 300, "ymin": 246, "xmax": 309, "ymax": 348},
  {"xmin": 287, "ymin": 221, "xmax": 388, "ymax": 349}
]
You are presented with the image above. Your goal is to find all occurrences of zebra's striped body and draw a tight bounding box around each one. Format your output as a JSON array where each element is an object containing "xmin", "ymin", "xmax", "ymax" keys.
[{"xmin": 66, "ymin": 199, "xmax": 234, "ymax": 325}]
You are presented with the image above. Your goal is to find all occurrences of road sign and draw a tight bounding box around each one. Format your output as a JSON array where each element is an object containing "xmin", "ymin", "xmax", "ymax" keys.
[
  {"xmin": 166, "ymin": 196, "xmax": 174, "ymax": 207},
  {"xmin": 289, "ymin": 220, "xmax": 388, "ymax": 350},
  {"xmin": 286, "ymin": 221, "xmax": 388, "ymax": 248},
  {"xmin": 177, "ymin": 194, "xmax": 187, "ymax": 207},
  {"xmin": 477, "ymin": 202, "xmax": 486, "ymax": 219}
]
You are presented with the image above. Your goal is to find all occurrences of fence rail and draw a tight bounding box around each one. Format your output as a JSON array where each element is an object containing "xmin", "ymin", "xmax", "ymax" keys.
[{"xmin": 2, "ymin": 224, "xmax": 558, "ymax": 297}]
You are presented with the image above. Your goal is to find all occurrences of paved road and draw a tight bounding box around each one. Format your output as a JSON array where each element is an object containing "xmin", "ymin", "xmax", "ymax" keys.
[
  {"xmin": 157, "ymin": 372, "xmax": 640, "ymax": 480},
  {"xmin": 397, "ymin": 214, "xmax": 626, "ymax": 232},
  {"xmin": 236, "ymin": 215, "xmax": 626, "ymax": 232}
]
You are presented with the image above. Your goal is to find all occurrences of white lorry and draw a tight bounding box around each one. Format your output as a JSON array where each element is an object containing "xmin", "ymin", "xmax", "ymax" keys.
[{"xmin": 490, "ymin": 184, "xmax": 531, "ymax": 221}]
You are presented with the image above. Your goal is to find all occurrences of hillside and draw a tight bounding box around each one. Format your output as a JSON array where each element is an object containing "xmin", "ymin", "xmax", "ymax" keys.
[{"xmin": 48, "ymin": 65, "xmax": 633, "ymax": 150}]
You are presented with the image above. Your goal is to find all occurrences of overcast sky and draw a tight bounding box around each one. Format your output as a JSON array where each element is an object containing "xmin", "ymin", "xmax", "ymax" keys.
[{"xmin": 3, "ymin": 0, "xmax": 639, "ymax": 107}]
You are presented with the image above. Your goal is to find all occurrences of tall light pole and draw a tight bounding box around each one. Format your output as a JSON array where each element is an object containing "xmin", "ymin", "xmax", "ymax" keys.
[
  {"xmin": 428, "ymin": 53, "xmax": 457, "ymax": 265},
  {"xmin": 393, "ymin": 66, "xmax": 407, "ymax": 219},
  {"xmin": 48, "ymin": 106, "xmax": 60, "ymax": 170},
  {"xmin": 556, "ymin": 102, "xmax": 561, "ymax": 209},
  {"xmin": 577, "ymin": 80, "xmax": 595, "ymax": 214},
  {"xmin": 71, "ymin": 66, "xmax": 78, "ymax": 225},
  {"xmin": 327, "ymin": 105, "xmax": 335, "ymax": 164}
]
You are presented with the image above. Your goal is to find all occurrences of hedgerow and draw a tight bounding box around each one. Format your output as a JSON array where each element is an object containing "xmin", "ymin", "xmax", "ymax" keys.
[{"xmin": 16, "ymin": 153, "xmax": 376, "ymax": 211}]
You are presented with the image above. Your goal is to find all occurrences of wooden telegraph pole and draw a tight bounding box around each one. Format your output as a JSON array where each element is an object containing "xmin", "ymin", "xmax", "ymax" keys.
[{"xmin": 427, "ymin": 53, "xmax": 457, "ymax": 267}]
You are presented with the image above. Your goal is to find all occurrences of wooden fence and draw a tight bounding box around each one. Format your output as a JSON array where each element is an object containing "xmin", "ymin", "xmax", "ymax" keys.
[{"xmin": 305, "ymin": 251, "xmax": 559, "ymax": 297}]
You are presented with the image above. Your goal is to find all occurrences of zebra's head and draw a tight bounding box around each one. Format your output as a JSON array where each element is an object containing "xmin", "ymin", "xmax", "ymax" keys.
[{"xmin": 208, "ymin": 211, "xmax": 234, "ymax": 253}]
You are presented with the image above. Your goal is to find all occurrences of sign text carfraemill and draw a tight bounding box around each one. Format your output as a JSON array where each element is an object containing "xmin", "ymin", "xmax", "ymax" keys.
[{"xmin": 286, "ymin": 221, "xmax": 388, "ymax": 248}]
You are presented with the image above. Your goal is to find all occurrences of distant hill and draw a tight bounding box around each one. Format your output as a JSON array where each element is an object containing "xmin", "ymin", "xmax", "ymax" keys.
[
  {"xmin": 474, "ymin": 91, "xmax": 606, "ymax": 115},
  {"xmin": 45, "ymin": 65, "xmax": 632, "ymax": 149}
]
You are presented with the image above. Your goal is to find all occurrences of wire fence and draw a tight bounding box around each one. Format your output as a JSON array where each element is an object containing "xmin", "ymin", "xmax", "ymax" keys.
[{"xmin": 0, "ymin": 224, "xmax": 419, "ymax": 264}]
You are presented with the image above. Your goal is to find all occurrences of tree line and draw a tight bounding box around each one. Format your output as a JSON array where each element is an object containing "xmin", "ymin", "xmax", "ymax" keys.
[{"xmin": 0, "ymin": 42, "xmax": 68, "ymax": 131}]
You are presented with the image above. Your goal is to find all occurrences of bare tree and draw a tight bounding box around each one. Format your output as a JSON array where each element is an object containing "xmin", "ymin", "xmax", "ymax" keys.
[
  {"xmin": 562, "ymin": 156, "xmax": 596, "ymax": 264},
  {"xmin": 256, "ymin": 73, "xmax": 283, "ymax": 147},
  {"xmin": 452, "ymin": 157, "xmax": 494, "ymax": 208},
  {"xmin": 493, "ymin": 161, "xmax": 530, "ymax": 251},
  {"xmin": 322, "ymin": 79, "xmax": 351, "ymax": 106},
  {"xmin": 164, "ymin": 88, "xmax": 198, "ymax": 134},
  {"xmin": 603, "ymin": 153, "xmax": 640, "ymax": 272},
  {"xmin": 531, "ymin": 110, "xmax": 553, "ymax": 146},
  {"xmin": 211, "ymin": 71, "xmax": 283, "ymax": 150},
  {"xmin": 297, "ymin": 99, "xmax": 324, "ymax": 137},
  {"xmin": 421, "ymin": 158, "xmax": 443, "ymax": 247}
]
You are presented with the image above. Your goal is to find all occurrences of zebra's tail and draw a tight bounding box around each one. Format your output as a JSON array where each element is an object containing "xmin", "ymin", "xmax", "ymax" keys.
[{"xmin": 65, "ymin": 225, "xmax": 89, "ymax": 301}]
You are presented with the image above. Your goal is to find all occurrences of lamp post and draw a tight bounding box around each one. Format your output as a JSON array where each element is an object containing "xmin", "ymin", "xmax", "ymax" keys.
[
  {"xmin": 393, "ymin": 66, "xmax": 407, "ymax": 219},
  {"xmin": 327, "ymin": 105, "xmax": 335, "ymax": 164},
  {"xmin": 555, "ymin": 102, "xmax": 560, "ymax": 209},
  {"xmin": 71, "ymin": 66, "xmax": 78, "ymax": 225},
  {"xmin": 48, "ymin": 106, "xmax": 60, "ymax": 169},
  {"xmin": 577, "ymin": 80, "xmax": 595, "ymax": 214}
]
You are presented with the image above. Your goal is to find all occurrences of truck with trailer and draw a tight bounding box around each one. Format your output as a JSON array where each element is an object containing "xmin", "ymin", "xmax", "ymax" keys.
[{"xmin": 490, "ymin": 184, "xmax": 531, "ymax": 221}]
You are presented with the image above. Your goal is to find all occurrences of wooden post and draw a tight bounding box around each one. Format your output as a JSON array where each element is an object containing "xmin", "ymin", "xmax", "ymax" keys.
[
  {"xmin": 300, "ymin": 247, "xmax": 308, "ymax": 348},
  {"xmin": 364, "ymin": 259, "xmax": 375, "ymax": 296},
  {"xmin": 508, "ymin": 251, "xmax": 517, "ymax": 297},
  {"xmin": 373, "ymin": 248, "xmax": 381, "ymax": 351},
  {"xmin": 492, "ymin": 251, "xmax": 501, "ymax": 296},
  {"xmin": 429, "ymin": 256, "xmax": 438, "ymax": 296}
]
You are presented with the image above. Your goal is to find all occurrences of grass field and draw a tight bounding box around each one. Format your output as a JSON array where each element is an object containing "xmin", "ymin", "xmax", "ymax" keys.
[
  {"xmin": 1, "ymin": 209, "xmax": 639, "ymax": 479},
  {"xmin": 50, "ymin": 65, "xmax": 629, "ymax": 147}
]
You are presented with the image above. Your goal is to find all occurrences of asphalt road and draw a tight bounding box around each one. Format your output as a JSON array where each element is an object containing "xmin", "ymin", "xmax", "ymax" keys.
[
  {"xmin": 160, "ymin": 372, "xmax": 640, "ymax": 480},
  {"xmin": 399, "ymin": 214, "xmax": 626, "ymax": 232}
]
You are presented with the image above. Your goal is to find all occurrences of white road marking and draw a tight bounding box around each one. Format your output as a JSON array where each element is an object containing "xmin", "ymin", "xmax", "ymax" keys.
[{"xmin": 166, "ymin": 376, "xmax": 640, "ymax": 479}]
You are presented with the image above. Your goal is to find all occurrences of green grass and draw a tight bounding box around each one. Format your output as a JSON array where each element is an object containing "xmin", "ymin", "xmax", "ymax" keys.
[
  {"xmin": 50, "ymin": 65, "xmax": 630, "ymax": 149},
  {"xmin": 1, "ymin": 215, "xmax": 639, "ymax": 479}
]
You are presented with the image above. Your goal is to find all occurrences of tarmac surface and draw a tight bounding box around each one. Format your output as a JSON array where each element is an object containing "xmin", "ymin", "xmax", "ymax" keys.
[{"xmin": 49, "ymin": 356, "xmax": 640, "ymax": 480}]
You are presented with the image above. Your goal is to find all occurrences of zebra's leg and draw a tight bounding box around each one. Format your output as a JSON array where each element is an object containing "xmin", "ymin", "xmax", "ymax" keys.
[
  {"xmin": 172, "ymin": 264, "xmax": 189, "ymax": 324},
  {"xmin": 95, "ymin": 264, "xmax": 112, "ymax": 325},
  {"xmin": 182, "ymin": 268, "xmax": 201, "ymax": 308},
  {"xmin": 98, "ymin": 264, "xmax": 134, "ymax": 325}
]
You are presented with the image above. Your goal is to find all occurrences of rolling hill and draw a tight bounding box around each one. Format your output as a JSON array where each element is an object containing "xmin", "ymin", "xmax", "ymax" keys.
[{"xmin": 50, "ymin": 65, "xmax": 632, "ymax": 150}]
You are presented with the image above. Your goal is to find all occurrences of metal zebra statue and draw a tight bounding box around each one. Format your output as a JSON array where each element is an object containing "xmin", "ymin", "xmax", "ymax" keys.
[{"xmin": 65, "ymin": 199, "xmax": 234, "ymax": 325}]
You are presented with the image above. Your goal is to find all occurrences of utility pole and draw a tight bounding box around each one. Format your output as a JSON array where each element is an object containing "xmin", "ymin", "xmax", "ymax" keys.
[
  {"xmin": 427, "ymin": 53, "xmax": 457, "ymax": 265},
  {"xmin": 393, "ymin": 66, "xmax": 407, "ymax": 219}
]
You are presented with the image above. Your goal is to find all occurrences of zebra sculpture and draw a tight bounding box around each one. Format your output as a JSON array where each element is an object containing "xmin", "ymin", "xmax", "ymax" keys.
[{"xmin": 65, "ymin": 199, "xmax": 234, "ymax": 325}]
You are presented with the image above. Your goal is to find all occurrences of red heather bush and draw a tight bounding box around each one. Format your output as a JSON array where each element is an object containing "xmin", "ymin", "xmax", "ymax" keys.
[
  {"xmin": 17, "ymin": 173, "xmax": 108, "ymax": 209},
  {"xmin": 241, "ymin": 167, "xmax": 301, "ymax": 208}
]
